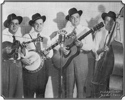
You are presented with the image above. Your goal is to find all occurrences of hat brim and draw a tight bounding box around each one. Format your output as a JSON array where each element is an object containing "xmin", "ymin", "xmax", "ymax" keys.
[
  {"xmin": 101, "ymin": 13, "xmax": 109, "ymax": 21},
  {"xmin": 66, "ymin": 10, "xmax": 83, "ymax": 20},
  {"xmin": 29, "ymin": 16, "xmax": 46, "ymax": 26},
  {"xmin": 4, "ymin": 16, "xmax": 22, "ymax": 28},
  {"xmin": 101, "ymin": 12, "xmax": 116, "ymax": 21}
]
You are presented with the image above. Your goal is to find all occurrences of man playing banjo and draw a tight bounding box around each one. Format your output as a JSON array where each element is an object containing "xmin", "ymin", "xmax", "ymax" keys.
[{"xmin": 22, "ymin": 13, "xmax": 53, "ymax": 98}]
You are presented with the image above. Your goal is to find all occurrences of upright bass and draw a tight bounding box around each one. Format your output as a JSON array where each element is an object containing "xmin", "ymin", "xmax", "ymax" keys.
[{"xmin": 92, "ymin": 14, "xmax": 123, "ymax": 97}]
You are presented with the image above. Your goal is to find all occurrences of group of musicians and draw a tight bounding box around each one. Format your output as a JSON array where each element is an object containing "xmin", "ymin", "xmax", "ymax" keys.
[{"xmin": 2, "ymin": 7, "xmax": 123, "ymax": 98}]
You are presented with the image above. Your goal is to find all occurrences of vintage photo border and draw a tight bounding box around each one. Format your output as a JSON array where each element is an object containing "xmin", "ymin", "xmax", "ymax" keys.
[{"xmin": 0, "ymin": 0, "xmax": 124, "ymax": 100}]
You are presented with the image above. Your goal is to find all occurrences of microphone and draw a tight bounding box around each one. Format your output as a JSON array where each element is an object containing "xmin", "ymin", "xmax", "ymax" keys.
[{"xmin": 58, "ymin": 34, "xmax": 65, "ymax": 43}]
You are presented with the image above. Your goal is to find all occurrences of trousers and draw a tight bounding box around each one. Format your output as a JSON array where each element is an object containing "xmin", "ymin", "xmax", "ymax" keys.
[
  {"xmin": 2, "ymin": 60, "xmax": 23, "ymax": 98},
  {"xmin": 23, "ymin": 59, "xmax": 50, "ymax": 98},
  {"xmin": 91, "ymin": 47, "xmax": 114, "ymax": 98},
  {"xmin": 63, "ymin": 52, "xmax": 88, "ymax": 98}
]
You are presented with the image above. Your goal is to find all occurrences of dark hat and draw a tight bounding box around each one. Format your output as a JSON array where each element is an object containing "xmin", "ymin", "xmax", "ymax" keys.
[
  {"xmin": 4, "ymin": 13, "xmax": 23, "ymax": 28},
  {"xmin": 66, "ymin": 8, "xmax": 83, "ymax": 20},
  {"xmin": 29, "ymin": 13, "xmax": 46, "ymax": 26},
  {"xmin": 101, "ymin": 11, "xmax": 116, "ymax": 21}
]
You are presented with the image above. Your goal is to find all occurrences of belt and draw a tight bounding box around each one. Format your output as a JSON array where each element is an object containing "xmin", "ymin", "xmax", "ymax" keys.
[
  {"xmin": 80, "ymin": 49, "xmax": 91, "ymax": 54},
  {"xmin": 3, "ymin": 58, "xmax": 14, "ymax": 61},
  {"xmin": 29, "ymin": 49, "xmax": 36, "ymax": 52},
  {"xmin": 3, "ymin": 58, "xmax": 17, "ymax": 63},
  {"xmin": 9, "ymin": 58, "xmax": 15, "ymax": 60},
  {"xmin": 91, "ymin": 81, "xmax": 104, "ymax": 85}
]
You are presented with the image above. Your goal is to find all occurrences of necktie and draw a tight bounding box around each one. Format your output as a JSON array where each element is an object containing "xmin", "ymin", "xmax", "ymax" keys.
[
  {"xmin": 73, "ymin": 26, "xmax": 77, "ymax": 35},
  {"xmin": 12, "ymin": 35, "xmax": 18, "ymax": 60},
  {"xmin": 72, "ymin": 27, "xmax": 77, "ymax": 41},
  {"xmin": 36, "ymin": 33, "xmax": 41, "ymax": 53},
  {"xmin": 13, "ymin": 35, "xmax": 16, "ymax": 42}
]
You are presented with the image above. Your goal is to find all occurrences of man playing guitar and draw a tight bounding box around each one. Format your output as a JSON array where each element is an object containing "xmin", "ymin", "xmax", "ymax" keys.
[{"xmin": 52, "ymin": 8, "xmax": 94, "ymax": 98}]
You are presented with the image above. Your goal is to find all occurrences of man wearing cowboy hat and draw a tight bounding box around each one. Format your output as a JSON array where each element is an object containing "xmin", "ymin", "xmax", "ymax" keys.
[
  {"xmin": 92, "ymin": 11, "xmax": 117, "ymax": 98},
  {"xmin": 2, "ymin": 13, "xmax": 24, "ymax": 98},
  {"xmin": 51, "ymin": 7, "xmax": 94, "ymax": 98},
  {"xmin": 22, "ymin": 13, "xmax": 53, "ymax": 98}
]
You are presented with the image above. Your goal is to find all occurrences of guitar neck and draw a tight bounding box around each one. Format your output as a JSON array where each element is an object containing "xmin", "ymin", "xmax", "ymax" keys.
[
  {"xmin": 67, "ymin": 29, "xmax": 94, "ymax": 49},
  {"xmin": 78, "ymin": 29, "xmax": 93, "ymax": 41},
  {"xmin": 46, "ymin": 42, "xmax": 59, "ymax": 51},
  {"xmin": 45, "ymin": 22, "xmax": 104, "ymax": 51}
]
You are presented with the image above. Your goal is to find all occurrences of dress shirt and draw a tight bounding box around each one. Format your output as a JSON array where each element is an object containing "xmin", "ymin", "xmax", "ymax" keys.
[
  {"xmin": 51, "ymin": 24, "xmax": 94, "ymax": 51},
  {"xmin": 23, "ymin": 31, "xmax": 51, "ymax": 50},
  {"xmin": 2, "ymin": 27, "xmax": 25, "ymax": 59},
  {"xmin": 65, "ymin": 24, "xmax": 94, "ymax": 51},
  {"xmin": 23, "ymin": 30, "xmax": 53, "ymax": 58},
  {"xmin": 2, "ymin": 27, "xmax": 23, "ymax": 43},
  {"xmin": 93, "ymin": 27, "xmax": 116, "ymax": 53}
]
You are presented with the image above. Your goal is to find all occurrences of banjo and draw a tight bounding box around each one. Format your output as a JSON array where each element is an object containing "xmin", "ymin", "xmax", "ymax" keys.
[{"xmin": 22, "ymin": 36, "xmax": 54, "ymax": 73}]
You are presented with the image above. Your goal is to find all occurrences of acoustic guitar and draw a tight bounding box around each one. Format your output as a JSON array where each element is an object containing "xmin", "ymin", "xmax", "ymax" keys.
[{"xmin": 52, "ymin": 22, "xmax": 104, "ymax": 70}]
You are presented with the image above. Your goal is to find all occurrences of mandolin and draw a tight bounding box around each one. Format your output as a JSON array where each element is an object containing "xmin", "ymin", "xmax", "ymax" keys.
[{"xmin": 2, "ymin": 36, "xmax": 43, "ymax": 61}]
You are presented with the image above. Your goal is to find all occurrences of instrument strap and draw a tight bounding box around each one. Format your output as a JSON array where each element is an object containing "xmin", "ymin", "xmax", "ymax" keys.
[
  {"xmin": 12, "ymin": 35, "xmax": 16, "ymax": 42},
  {"xmin": 28, "ymin": 34, "xmax": 44, "ymax": 56},
  {"xmin": 28, "ymin": 34, "xmax": 38, "ymax": 49}
]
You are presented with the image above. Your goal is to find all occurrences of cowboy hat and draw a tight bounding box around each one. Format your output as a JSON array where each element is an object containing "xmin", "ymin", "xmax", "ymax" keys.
[
  {"xmin": 65, "ymin": 8, "xmax": 83, "ymax": 20},
  {"xmin": 4, "ymin": 13, "xmax": 23, "ymax": 28},
  {"xmin": 29, "ymin": 13, "xmax": 46, "ymax": 26},
  {"xmin": 101, "ymin": 11, "xmax": 116, "ymax": 21}
]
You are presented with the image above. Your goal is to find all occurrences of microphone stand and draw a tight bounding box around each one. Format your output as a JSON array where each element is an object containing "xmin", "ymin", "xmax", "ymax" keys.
[{"xmin": 58, "ymin": 34, "xmax": 65, "ymax": 98}]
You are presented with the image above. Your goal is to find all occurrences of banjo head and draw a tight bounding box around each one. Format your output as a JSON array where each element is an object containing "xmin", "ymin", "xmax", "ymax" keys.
[{"xmin": 23, "ymin": 51, "xmax": 44, "ymax": 73}]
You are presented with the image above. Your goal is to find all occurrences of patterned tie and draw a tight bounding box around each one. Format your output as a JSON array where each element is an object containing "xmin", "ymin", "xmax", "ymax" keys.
[{"xmin": 36, "ymin": 33, "xmax": 41, "ymax": 53}]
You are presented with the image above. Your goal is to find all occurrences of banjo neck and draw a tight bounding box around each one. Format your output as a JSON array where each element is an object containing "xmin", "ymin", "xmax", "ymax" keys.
[{"xmin": 45, "ymin": 42, "xmax": 59, "ymax": 51}]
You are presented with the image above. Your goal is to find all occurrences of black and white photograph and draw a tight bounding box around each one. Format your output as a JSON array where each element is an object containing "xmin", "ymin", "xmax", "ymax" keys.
[{"xmin": 1, "ymin": 0, "xmax": 124, "ymax": 99}]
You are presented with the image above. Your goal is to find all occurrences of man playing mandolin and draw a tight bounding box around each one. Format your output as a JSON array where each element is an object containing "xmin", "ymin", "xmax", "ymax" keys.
[{"xmin": 2, "ymin": 13, "xmax": 24, "ymax": 98}]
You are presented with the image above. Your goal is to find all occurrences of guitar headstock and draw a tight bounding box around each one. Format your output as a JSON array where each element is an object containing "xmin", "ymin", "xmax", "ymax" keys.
[{"xmin": 93, "ymin": 22, "xmax": 104, "ymax": 32}]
